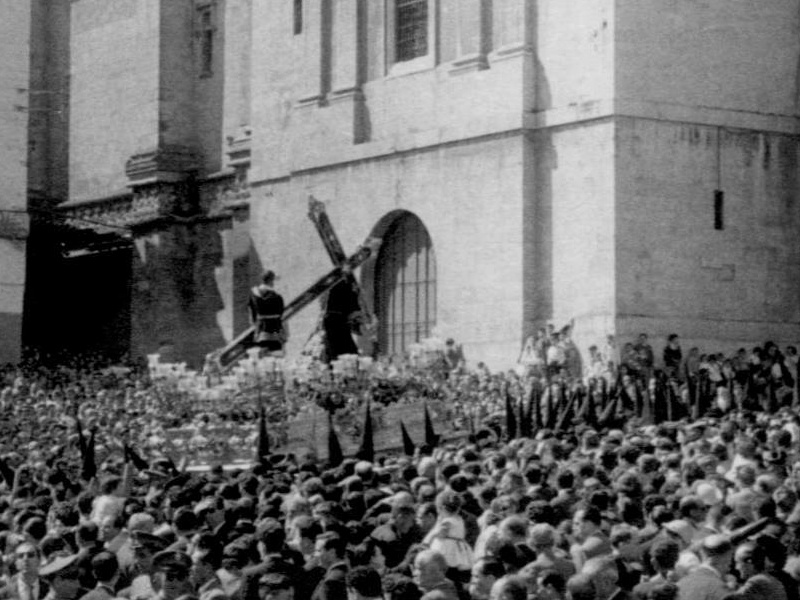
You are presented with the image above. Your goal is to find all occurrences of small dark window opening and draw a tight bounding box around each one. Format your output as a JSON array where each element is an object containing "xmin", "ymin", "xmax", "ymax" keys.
[
  {"xmin": 293, "ymin": 0, "xmax": 303, "ymax": 35},
  {"xmin": 395, "ymin": 0, "xmax": 428, "ymax": 62},
  {"xmin": 199, "ymin": 8, "xmax": 214, "ymax": 75},
  {"xmin": 714, "ymin": 190, "xmax": 724, "ymax": 230}
]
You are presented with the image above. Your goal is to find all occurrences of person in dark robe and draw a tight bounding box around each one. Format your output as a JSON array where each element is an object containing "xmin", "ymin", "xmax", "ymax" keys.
[
  {"xmin": 322, "ymin": 279, "xmax": 361, "ymax": 362},
  {"xmin": 248, "ymin": 270, "xmax": 286, "ymax": 354}
]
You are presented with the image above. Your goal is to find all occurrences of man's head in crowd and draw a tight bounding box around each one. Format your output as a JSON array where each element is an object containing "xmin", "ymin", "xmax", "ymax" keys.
[
  {"xmin": 700, "ymin": 535, "xmax": 734, "ymax": 576},
  {"xmin": 571, "ymin": 508, "xmax": 602, "ymax": 543},
  {"xmin": 314, "ymin": 533, "xmax": 346, "ymax": 570},
  {"xmin": 580, "ymin": 557, "xmax": 619, "ymax": 600},
  {"xmin": 130, "ymin": 530, "xmax": 168, "ymax": 570},
  {"xmin": 14, "ymin": 541, "xmax": 40, "ymax": 579},
  {"xmin": 40, "ymin": 554, "xmax": 82, "ymax": 599},
  {"xmin": 488, "ymin": 575, "xmax": 527, "ymax": 600},
  {"xmin": 151, "ymin": 550, "xmax": 194, "ymax": 600},
  {"xmin": 733, "ymin": 541, "xmax": 765, "ymax": 582},
  {"xmin": 469, "ymin": 558, "xmax": 505, "ymax": 600},
  {"xmin": 91, "ymin": 551, "xmax": 119, "ymax": 585},
  {"xmin": 416, "ymin": 502, "xmax": 437, "ymax": 536},
  {"xmin": 392, "ymin": 503, "xmax": 417, "ymax": 535},
  {"xmin": 346, "ymin": 566, "xmax": 383, "ymax": 600},
  {"xmin": 413, "ymin": 550, "xmax": 448, "ymax": 592},
  {"xmin": 99, "ymin": 512, "xmax": 125, "ymax": 543}
]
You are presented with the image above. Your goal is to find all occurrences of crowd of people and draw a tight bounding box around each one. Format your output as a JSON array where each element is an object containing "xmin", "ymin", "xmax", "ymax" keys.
[{"xmin": 0, "ymin": 332, "xmax": 799, "ymax": 600}]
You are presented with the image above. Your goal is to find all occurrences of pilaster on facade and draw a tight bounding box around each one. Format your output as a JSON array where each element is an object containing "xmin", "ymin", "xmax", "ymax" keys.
[{"xmin": 447, "ymin": 0, "xmax": 490, "ymax": 76}]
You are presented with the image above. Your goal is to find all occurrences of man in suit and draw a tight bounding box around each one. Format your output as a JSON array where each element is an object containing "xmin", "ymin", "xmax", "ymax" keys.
[
  {"xmin": 521, "ymin": 523, "xmax": 576, "ymax": 584},
  {"xmin": 413, "ymin": 550, "xmax": 458, "ymax": 600},
  {"xmin": 632, "ymin": 538, "xmax": 680, "ymax": 600},
  {"xmin": 310, "ymin": 534, "xmax": 348, "ymax": 600},
  {"xmin": 78, "ymin": 552, "xmax": 119, "ymax": 600},
  {"xmin": 676, "ymin": 535, "xmax": 733, "ymax": 600},
  {"xmin": 75, "ymin": 523, "xmax": 106, "ymax": 590},
  {"xmin": 724, "ymin": 541, "xmax": 787, "ymax": 600},
  {"xmin": 149, "ymin": 551, "xmax": 194, "ymax": 600},
  {"xmin": 249, "ymin": 270, "xmax": 286, "ymax": 355},
  {"xmin": 39, "ymin": 554, "xmax": 90, "ymax": 600},
  {"xmin": 0, "ymin": 542, "xmax": 49, "ymax": 600}
]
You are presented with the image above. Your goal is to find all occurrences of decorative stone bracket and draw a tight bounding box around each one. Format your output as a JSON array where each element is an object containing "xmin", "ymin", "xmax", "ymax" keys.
[{"xmin": 125, "ymin": 145, "xmax": 199, "ymax": 187}]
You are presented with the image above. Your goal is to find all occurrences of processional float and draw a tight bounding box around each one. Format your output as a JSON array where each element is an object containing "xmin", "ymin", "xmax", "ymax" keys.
[{"xmin": 207, "ymin": 197, "xmax": 379, "ymax": 371}]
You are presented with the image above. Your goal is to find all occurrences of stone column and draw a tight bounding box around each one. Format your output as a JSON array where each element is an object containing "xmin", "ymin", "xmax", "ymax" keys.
[
  {"xmin": 296, "ymin": 0, "xmax": 329, "ymax": 105},
  {"xmin": 328, "ymin": 0, "xmax": 367, "ymax": 143}
]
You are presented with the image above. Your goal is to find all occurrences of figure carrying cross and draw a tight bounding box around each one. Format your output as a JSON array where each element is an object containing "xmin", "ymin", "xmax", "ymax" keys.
[
  {"xmin": 207, "ymin": 197, "xmax": 379, "ymax": 371},
  {"xmin": 307, "ymin": 196, "xmax": 376, "ymax": 362}
]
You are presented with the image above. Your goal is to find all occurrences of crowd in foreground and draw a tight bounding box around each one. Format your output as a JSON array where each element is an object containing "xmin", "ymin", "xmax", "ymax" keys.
[{"xmin": 0, "ymin": 336, "xmax": 800, "ymax": 600}]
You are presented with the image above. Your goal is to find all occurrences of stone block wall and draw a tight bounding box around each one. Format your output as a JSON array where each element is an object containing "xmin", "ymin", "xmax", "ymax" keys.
[
  {"xmin": 130, "ymin": 217, "xmax": 249, "ymax": 367},
  {"xmin": 615, "ymin": 118, "xmax": 800, "ymax": 358},
  {"xmin": 0, "ymin": 0, "xmax": 31, "ymax": 363},
  {"xmin": 69, "ymin": 0, "xmax": 161, "ymax": 200},
  {"xmin": 616, "ymin": 0, "xmax": 800, "ymax": 119},
  {"xmin": 531, "ymin": 121, "xmax": 617, "ymax": 358}
]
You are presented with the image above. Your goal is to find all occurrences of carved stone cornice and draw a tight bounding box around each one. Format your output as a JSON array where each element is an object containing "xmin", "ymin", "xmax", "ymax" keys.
[
  {"xmin": 59, "ymin": 171, "xmax": 248, "ymax": 236},
  {"xmin": 60, "ymin": 180, "xmax": 193, "ymax": 233},
  {"xmin": 200, "ymin": 171, "xmax": 251, "ymax": 218},
  {"xmin": 125, "ymin": 145, "xmax": 199, "ymax": 187}
]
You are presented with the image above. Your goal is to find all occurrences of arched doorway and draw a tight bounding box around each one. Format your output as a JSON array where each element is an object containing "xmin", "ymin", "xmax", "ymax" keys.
[{"xmin": 374, "ymin": 212, "xmax": 436, "ymax": 356}]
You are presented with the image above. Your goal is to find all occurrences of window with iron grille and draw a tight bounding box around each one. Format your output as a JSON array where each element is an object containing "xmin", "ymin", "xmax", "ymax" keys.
[
  {"xmin": 375, "ymin": 213, "xmax": 436, "ymax": 357},
  {"xmin": 395, "ymin": 0, "xmax": 429, "ymax": 63}
]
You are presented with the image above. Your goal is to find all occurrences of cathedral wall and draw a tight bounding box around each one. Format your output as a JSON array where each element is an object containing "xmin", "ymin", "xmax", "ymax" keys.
[
  {"xmin": 0, "ymin": 0, "xmax": 31, "ymax": 363},
  {"xmin": 248, "ymin": 134, "xmax": 526, "ymax": 369},
  {"xmin": 221, "ymin": 0, "xmax": 252, "ymax": 161},
  {"xmin": 531, "ymin": 121, "xmax": 617, "ymax": 362},
  {"xmin": 158, "ymin": 1, "xmax": 199, "ymax": 164},
  {"xmin": 615, "ymin": 117, "xmax": 800, "ymax": 359},
  {"xmin": 69, "ymin": 0, "xmax": 160, "ymax": 201},
  {"xmin": 250, "ymin": 0, "xmax": 529, "ymax": 184},
  {"xmin": 533, "ymin": 0, "xmax": 614, "ymax": 113},
  {"xmin": 616, "ymin": 0, "xmax": 800, "ymax": 119}
]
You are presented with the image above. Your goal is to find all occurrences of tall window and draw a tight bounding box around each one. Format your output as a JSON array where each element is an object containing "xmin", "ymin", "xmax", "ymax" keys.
[
  {"xmin": 198, "ymin": 6, "xmax": 214, "ymax": 76},
  {"xmin": 375, "ymin": 213, "xmax": 436, "ymax": 357},
  {"xmin": 395, "ymin": 0, "xmax": 429, "ymax": 62},
  {"xmin": 293, "ymin": 0, "xmax": 303, "ymax": 35}
]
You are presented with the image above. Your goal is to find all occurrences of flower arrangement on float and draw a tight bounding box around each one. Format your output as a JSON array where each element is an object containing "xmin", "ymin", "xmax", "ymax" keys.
[{"xmin": 145, "ymin": 335, "xmax": 457, "ymax": 465}]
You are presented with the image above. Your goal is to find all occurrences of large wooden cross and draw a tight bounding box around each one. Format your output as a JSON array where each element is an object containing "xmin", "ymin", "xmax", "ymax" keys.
[{"xmin": 210, "ymin": 198, "xmax": 379, "ymax": 370}]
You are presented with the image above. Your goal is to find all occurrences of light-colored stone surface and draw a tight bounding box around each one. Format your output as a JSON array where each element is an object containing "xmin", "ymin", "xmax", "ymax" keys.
[
  {"xmin": 615, "ymin": 118, "xmax": 800, "ymax": 353},
  {"xmin": 616, "ymin": 0, "xmax": 800, "ymax": 119},
  {"xmin": 0, "ymin": 0, "xmax": 31, "ymax": 363},
  {"xmin": 69, "ymin": 0, "xmax": 161, "ymax": 200}
]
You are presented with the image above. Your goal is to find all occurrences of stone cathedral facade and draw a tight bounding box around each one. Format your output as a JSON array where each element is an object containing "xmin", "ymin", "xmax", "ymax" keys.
[{"xmin": 1, "ymin": 0, "xmax": 799, "ymax": 368}]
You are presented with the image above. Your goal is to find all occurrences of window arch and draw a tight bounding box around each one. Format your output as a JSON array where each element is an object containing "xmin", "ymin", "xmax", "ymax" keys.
[{"xmin": 374, "ymin": 212, "xmax": 436, "ymax": 356}]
